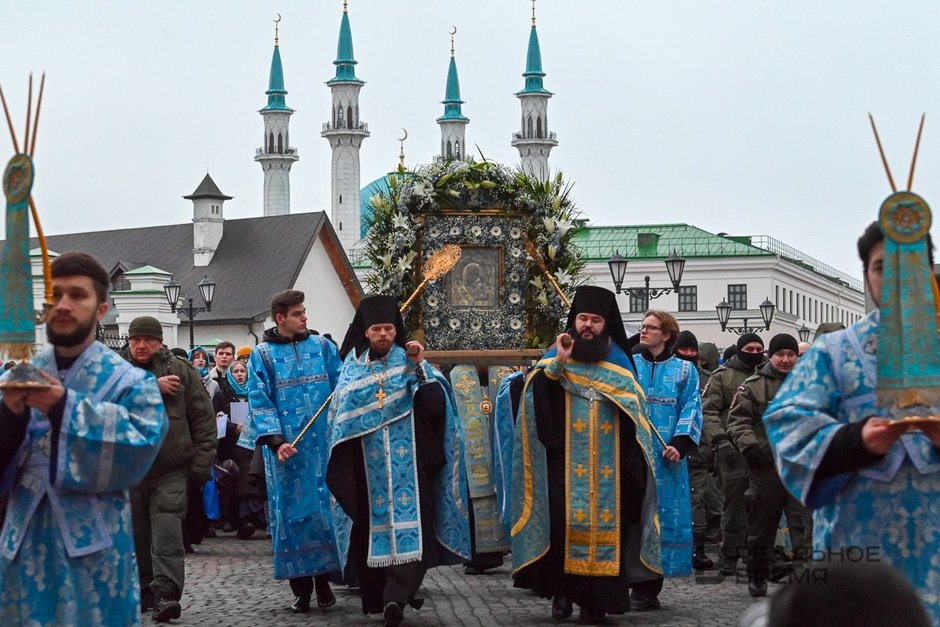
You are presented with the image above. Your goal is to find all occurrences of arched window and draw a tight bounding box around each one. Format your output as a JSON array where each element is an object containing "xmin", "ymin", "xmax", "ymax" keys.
[
  {"xmin": 536, "ymin": 116, "xmax": 543, "ymax": 138},
  {"xmin": 347, "ymin": 106, "xmax": 353, "ymax": 129},
  {"xmin": 454, "ymin": 140, "xmax": 461, "ymax": 158},
  {"xmin": 339, "ymin": 221, "xmax": 343, "ymax": 231},
  {"xmin": 355, "ymin": 105, "xmax": 359, "ymax": 127},
  {"xmin": 339, "ymin": 195, "xmax": 343, "ymax": 204},
  {"xmin": 337, "ymin": 106, "xmax": 345, "ymax": 128},
  {"xmin": 446, "ymin": 140, "xmax": 453, "ymax": 158},
  {"xmin": 268, "ymin": 133, "xmax": 274, "ymax": 153},
  {"xmin": 277, "ymin": 133, "xmax": 283, "ymax": 154}
]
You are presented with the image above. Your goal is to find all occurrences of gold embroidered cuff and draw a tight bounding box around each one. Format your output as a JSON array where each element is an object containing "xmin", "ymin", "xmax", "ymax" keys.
[{"xmin": 544, "ymin": 359, "xmax": 564, "ymax": 381}]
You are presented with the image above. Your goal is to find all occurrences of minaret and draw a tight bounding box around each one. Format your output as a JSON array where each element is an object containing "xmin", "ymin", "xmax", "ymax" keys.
[
  {"xmin": 511, "ymin": 1, "xmax": 557, "ymax": 180},
  {"xmin": 436, "ymin": 28, "xmax": 469, "ymax": 162},
  {"xmin": 255, "ymin": 17, "xmax": 299, "ymax": 217},
  {"xmin": 323, "ymin": 0, "xmax": 369, "ymax": 253}
]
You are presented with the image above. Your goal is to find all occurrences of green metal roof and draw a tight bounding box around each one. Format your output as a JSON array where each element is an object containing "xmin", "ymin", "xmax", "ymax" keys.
[
  {"xmin": 261, "ymin": 46, "xmax": 293, "ymax": 112},
  {"xmin": 517, "ymin": 25, "xmax": 551, "ymax": 95},
  {"xmin": 329, "ymin": 9, "xmax": 363, "ymax": 84},
  {"xmin": 572, "ymin": 224, "xmax": 773, "ymax": 261}
]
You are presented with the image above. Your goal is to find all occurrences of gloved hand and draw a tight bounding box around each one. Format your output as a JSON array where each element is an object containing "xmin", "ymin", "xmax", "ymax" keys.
[
  {"xmin": 716, "ymin": 439, "xmax": 737, "ymax": 466},
  {"xmin": 743, "ymin": 445, "xmax": 766, "ymax": 470}
]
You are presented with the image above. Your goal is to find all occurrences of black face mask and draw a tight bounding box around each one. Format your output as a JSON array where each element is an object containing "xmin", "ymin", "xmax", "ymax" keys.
[
  {"xmin": 674, "ymin": 351, "xmax": 697, "ymax": 363},
  {"xmin": 737, "ymin": 350, "xmax": 765, "ymax": 369},
  {"xmin": 570, "ymin": 327, "xmax": 611, "ymax": 363}
]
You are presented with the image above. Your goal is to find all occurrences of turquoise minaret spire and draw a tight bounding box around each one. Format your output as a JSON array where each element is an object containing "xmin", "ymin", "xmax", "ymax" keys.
[
  {"xmin": 323, "ymin": 0, "xmax": 369, "ymax": 253},
  {"xmin": 329, "ymin": 0, "xmax": 362, "ymax": 85},
  {"xmin": 512, "ymin": 0, "xmax": 557, "ymax": 180},
  {"xmin": 437, "ymin": 28, "xmax": 469, "ymax": 161},
  {"xmin": 256, "ymin": 16, "xmax": 299, "ymax": 216}
]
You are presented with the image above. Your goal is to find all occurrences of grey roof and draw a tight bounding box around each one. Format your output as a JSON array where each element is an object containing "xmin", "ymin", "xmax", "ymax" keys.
[
  {"xmin": 184, "ymin": 173, "xmax": 233, "ymax": 200},
  {"xmin": 2, "ymin": 212, "xmax": 360, "ymax": 324}
]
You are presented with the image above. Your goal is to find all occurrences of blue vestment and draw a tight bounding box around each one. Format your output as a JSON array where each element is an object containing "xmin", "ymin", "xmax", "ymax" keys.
[
  {"xmin": 0, "ymin": 341, "xmax": 167, "ymax": 626},
  {"xmin": 765, "ymin": 311, "xmax": 940, "ymax": 622},
  {"xmin": 634, "ymin": 353, "xmax": 702, "ymax": 577},
  {"xmin": 493, "ymin": 370, "xmax": 524, "ymax": 541},
  {"xmin": 247, "ymin": 333, "xmax": 341, "ymax": 579},
  {"xmin": 328, "ymin": 345, "xmax": 470, "ymax": 571}
]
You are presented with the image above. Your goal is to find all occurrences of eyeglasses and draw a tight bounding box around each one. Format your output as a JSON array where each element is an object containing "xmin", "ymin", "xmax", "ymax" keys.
[{"xmin": 639, "ymin": 324, "xmax": 661, "ymax": 332}]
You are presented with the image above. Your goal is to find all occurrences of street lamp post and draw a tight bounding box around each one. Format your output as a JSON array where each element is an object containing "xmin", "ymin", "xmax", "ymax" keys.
[
  {"xmin": 716, "ymin": 297, "xmax": 775, "ymax": 335},
  {"xmin": 607, "ymin": 249, "xmax": 686, "ymax": 300},
  {"xmin": 163, "ymin": 276, "xmax": 216, "ymax": 349},
  {"xmin": 797, "ymin": 324, "xmax": 812, "ymax": 343}
]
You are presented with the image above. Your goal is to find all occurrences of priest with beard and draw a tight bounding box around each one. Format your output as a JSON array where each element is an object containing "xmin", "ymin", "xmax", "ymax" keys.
[
  {"xmin": 326, "ymin": 295, "xmax": 470, "ymax": 627},
  {"xmin": 510, "ymin": 285, "xmax": 662, "ymax": 624}
]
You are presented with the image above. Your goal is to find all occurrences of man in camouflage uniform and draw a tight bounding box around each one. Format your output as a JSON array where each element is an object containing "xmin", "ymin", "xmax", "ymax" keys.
[
  {"xmin": 727, "ymin": 333, "xmax": 811, "ymax": 597},
  {"xmin": 702, "ymin": 333, "xmax": 765, "ymax": 575},
  {"xmin": 674, "ymin": 331, "xmax": 716, "ymax": 569}
]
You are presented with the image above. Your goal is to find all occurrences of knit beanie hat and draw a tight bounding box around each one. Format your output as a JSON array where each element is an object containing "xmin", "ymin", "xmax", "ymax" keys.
[
  {"xmin": 737, "ymin": 333, "xmax": 764, "ymax": 351},
  {"xmin": 674, "ymin": 330, "xmax": 699, "ymax": 352},
  {"xmin": 768, "ymin": 333, "xmax": 799, "ymax": 356},
  {"xmin": 128, "ymin": 316, "xmax": 163, "ymax": 341}
]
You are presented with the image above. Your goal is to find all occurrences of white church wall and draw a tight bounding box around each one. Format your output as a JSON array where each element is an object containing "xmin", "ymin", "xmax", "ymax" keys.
[{"xmin": 292, "ymin": 234, "xmax": 356, "ymax": 340}]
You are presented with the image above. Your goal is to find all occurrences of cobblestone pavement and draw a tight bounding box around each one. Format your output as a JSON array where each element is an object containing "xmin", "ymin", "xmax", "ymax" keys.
[{"xmin": 173, "ymin": 533, "xmax": 759, "ymax": 626}]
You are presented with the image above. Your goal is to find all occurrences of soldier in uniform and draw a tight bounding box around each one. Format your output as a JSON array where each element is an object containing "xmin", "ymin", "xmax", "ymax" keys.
[
  {"xmin": 702, "ymin": 333, "xmax": 765, "ymax": 575},
  {"xmin": 727, "ymin": 333, "xmax": 811, "ymax": 597}
]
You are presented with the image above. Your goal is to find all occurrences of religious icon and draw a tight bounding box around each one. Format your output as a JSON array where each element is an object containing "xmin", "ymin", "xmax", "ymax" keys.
[{"xmin": 448, "ymin": 246, "xmax": 500, "ymax": 308}]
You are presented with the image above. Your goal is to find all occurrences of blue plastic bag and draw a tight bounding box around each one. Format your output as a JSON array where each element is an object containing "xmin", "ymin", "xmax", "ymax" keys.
[{"xmin": 202, "ymin": 467, "xmax": 221, "ymax": 521}]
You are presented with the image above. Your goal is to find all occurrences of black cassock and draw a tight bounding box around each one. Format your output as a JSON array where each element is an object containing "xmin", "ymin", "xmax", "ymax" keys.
[
  {"xmin": 512, "ymin": 370, "xmax": 651, "ymax": 615},
  {"xmin": 326, "ymin": 382, "xmax": 447, "ymax": 614}
]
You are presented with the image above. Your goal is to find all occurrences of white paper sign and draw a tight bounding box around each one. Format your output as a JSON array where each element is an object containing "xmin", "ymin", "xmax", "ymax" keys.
[
  {"xmin": 216, "ymin": 414, "xmax": 227, "ymax": 439},
  {"xmin": 230, "ymin": 402, "xmax": 249, "ymax": 425}
]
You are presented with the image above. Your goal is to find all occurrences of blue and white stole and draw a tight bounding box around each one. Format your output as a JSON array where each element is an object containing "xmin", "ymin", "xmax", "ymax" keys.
[{"xmin": 330, "ymin": 345, "xmax": 423, "ymax": 567}]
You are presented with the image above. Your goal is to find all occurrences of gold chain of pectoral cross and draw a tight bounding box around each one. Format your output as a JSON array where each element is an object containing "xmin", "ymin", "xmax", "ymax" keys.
[{"xmin": 368, "ymin": 357, "xmax": 389, "ymax": 408}]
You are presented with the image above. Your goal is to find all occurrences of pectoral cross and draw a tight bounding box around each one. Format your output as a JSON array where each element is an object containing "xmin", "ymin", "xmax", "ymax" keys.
[{"xmin": 376, "ymin": 386, "xmax": 387, "ymax": 408}]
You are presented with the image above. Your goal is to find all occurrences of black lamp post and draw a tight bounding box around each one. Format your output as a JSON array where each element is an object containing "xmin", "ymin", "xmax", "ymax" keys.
[
  {"xmin": 797, "ymin": 324, "xmax": 812, "ymax": 343},
  {"xmin": 607, "ymin": 249, "xmax": 686, "ymax": 300},
  {"xmin": 716, "ymin": 297, "xmax": 775, "ymax": 335},
  {"xmin": 163, "ymin": 276, "xmax": 216, "ymax": 349}
]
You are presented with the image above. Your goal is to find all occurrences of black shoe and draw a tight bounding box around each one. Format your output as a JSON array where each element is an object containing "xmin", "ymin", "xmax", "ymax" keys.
[
  {"xmin": 152, "ymin": 598, "xmax": 181, "ymax": 623},
  {"xmin": 384, "ymin": 601, "xmax": 404, "ymax": 627},
  {"xmin": 578, "ymin": 607, "xmax": 608, "ymax": 624},
  {"xmin": 291, "ymin": 595, "xmax": 311, "ymax": 614},
  {"xmin": 236, "ymin": 522, "xmax": 255, "ymax": 540},
  {"xmin": 630, "ymin": 596, "xmax": 660, "ymax": 612},
  {"xmin": 748, "ymin": 577, "xmax": 767, "ymax": 597},
  {"xmin": 140, "ymin": 589, "xmax": 154, "ymax": 613},
  {"xmin": 769, "ymin": 560, "xmax": 793, "ymax": 583},
  {"xmin": 222, "ymin": 522, "xmax": 235, "ymax": 533},
  {"xmin": 693, "ymin": 548, "xmax": 715, "ymax": 570},
  {"xmin": 552, "ymin": 595, "xmax": 573, "ymax": 620},
  {"xmin": 315, "ymin": 580, "xmax": 336, "ymax": 609},
  {"xmin": 719, "ymin": 557, "xmax": 738, "ymax": 576}
]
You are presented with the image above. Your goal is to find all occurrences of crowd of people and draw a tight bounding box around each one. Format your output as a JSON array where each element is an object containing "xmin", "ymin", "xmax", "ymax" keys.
[{"xmin": 0, "ymin": 217, "xmax": 938, "ymax": 626}]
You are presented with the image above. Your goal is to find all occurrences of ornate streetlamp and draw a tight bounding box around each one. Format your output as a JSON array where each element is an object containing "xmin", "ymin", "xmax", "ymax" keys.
[
  {"xmin": 607, "ymin": 249, "xmax": 686, "ymax": 300},
  {"xmin": 163, "ymin": 276, "xmax": 216, "ymax": 349},
  {"xmin": 716, "ymin": 297, "xmax": 775, "ymax": 335}
]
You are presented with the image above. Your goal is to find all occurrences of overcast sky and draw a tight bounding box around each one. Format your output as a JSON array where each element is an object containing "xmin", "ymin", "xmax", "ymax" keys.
[{"xmin": 3, "ymin": 0, "xmax": 940, "ymax": 278}]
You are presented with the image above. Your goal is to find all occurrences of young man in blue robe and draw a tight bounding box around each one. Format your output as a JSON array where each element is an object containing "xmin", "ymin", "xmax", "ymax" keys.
[
  {"xmin": 765, "ymin": 218, "xmax": 940, "ymax": 623},
  {"xmin": 326, "ymin": 295, "xmax": 470, "ymax": 627},
  {"xmin": 0, "ymin": 252, "xmax": 167, "ymax": 626},
  {"xmin": 511, "ymin": 286, "xmax": 662, "ymax": 624},
  {"xmin": 247, "ymin": 289, "xmax": 342, "ymax": 613},
  {"xmin": 632, "ymin": 310, "xmax": 702, "ymax": 609}
]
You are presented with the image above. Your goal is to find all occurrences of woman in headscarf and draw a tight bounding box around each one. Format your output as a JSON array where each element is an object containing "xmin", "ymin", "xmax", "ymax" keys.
[{"xmin": 218, "ymin": 360, "xmax": 263, "ymax": 539}]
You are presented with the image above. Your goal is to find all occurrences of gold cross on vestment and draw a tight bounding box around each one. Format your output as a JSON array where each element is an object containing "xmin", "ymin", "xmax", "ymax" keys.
[
  {"xmin": 574, "ymin": 509, "xmax": 587, "ymax": 523},
  {"xmin": 601, "ymin": 421, "xmax": 612, "ymax": 435},
  {"xmin": 573, "ymin": 418, "xmax": 587, "ymax": 433},
  {"xmin": 601, "ymin": 509, "xmax": 613, "ymax": 523},
  {"xmin": 601, "ymin": 465, "xmax": 613, "ymax": 479},
  {"xmin": 574, "ymin": 464, "xmax": 587, "ymax": 478},
  {"xmin": 376, "ymin": 387, "xmax": 387, "ymax": 408}
]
